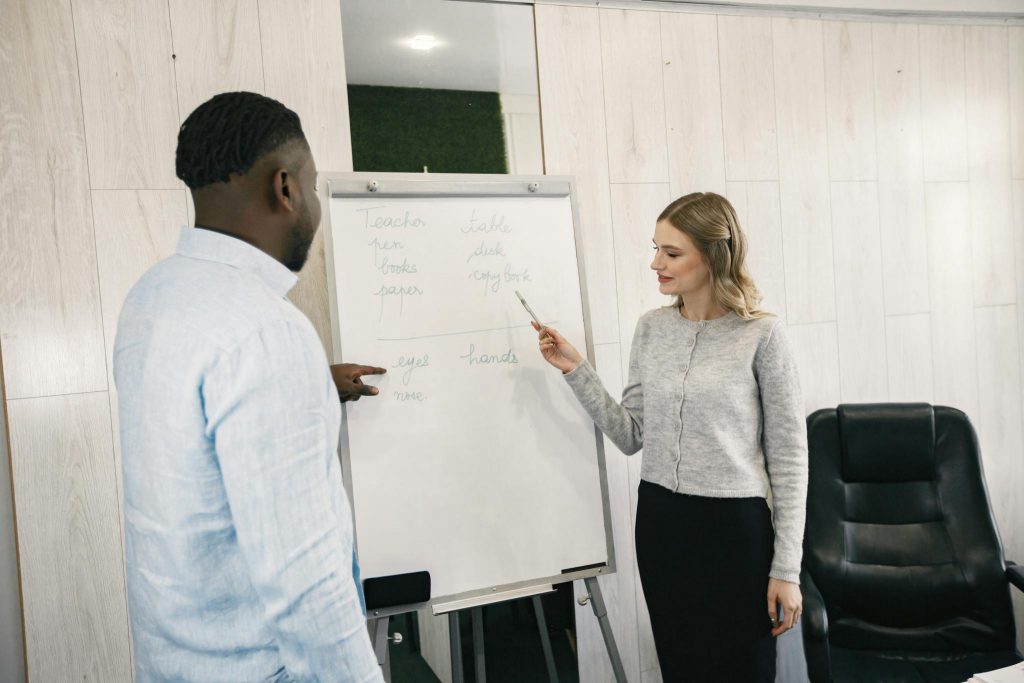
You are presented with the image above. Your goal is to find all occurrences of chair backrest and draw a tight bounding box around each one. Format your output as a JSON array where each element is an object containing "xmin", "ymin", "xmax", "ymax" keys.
[{"xmin": 804, "ymin": 403, "xmax": 1015, "ymax": 652}]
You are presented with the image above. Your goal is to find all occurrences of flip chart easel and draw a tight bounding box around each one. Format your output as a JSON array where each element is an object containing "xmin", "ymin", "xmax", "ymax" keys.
[{"xmin": 321, "ymin": 172, "xmax": 626, "ymax": 682}]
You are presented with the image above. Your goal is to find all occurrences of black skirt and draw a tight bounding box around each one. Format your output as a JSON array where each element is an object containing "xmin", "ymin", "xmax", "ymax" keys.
[{"xmin": 635, "ymin": 479, "xmax": 777, "ymax": 682}]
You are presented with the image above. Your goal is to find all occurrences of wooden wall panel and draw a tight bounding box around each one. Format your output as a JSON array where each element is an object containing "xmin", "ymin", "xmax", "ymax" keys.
[
  {"xmin": 573, "ymin": 342, "xmax": 643, "ymax": 683},
  {"xmin": 416, "ymin": 608, "xmax": 451, "ymax": 683},
  {"xmin": 1016, "ymin": 177, "xmax": 1024, "ymax": 677},
  {"xmin": 925, "ymin": 182, "xmax": 979, "ymax": 421},
  {"xmin": 292, "ymin": 235, "xmax": 334, "ymax": 356},
  {"xmin": 610, "ymin": 184, "xmax": 673, "ymax": 373},
  {"xmin": 726, "ymin": 182, "xmax": 788, "ymax": 321},
  {"xmin": 885, "ymin": 313, "xmax": 934, "ymax": 402},
  {"xmin": 168, "ymin": 0, "xmax": 265, "ymax": 121},
  {"xmin": 773, "ymin": 17, "xmax": 836, "ymax": 325},
  {"xmin": 607, "ymin": 184, "xmax": 671, "ymax": 677},
  {"xmin": 6, "ymin": 393, "xmax": 131, "ymax": 682},
  {"xmin": 258, "ymin": 0, "xmax": 351, "ymax": 172},
  {"xmin": 535, "ymin": 3, "xmax": 1024, "ymax": 667},
  {"xmin": 974, "ymin": 306, "xmax": 1024, "ymax": 560},
  {"xmin": 718, "ymin": 16, "xmax": 778, "ymax": 182},
  {"xmin": 873, "ymin": 23, "xmax": 930, "ymax": 316},
  {"xmin": 0, "ymin": 347, "xmax": 26, "ymax": 683},
  {"xmin": 505, "ymin": 112, "xmax": 545, "ymax": 175},
  {"xmin": 830, "ymin": 182, "xmax": 888, "ymax": 402},
  {"xmin": 72, "ymin": 0, "xmax": 180, "ymax": 189},
  {"xmin": 599, "ymin": 10, "xmax": 669, "ymax": 184},
  {"xmin": 536, "ymin": 5, "xmax": 620, "ymax": 345},
  {"xmin": 920, "ymin": 25, "xmax": 968, "ymax": 182},
  {"xmin": 787, "ymin": 322, "xmax": 841, "ymax": 414},
  {"xmin": 1011, "ymin": 28, "xmax": 1024, "ymax": 179},
  {"xmin": 966, "ymin": 26, "xmax": 1015, "ymax": 308},
  {"xmin": 775, "ymin": 627, "xmax": 810, "ymax": 683},
  {"xmin": 1016, "ymin": 180, "xmax": 1024, "ymax": 432},
  {"xmin": 0, "ymin": 0, "xmax": 108, "ymax": 400},
  {"xmin": 93, "ymin": 191, "xmax": 187, "ymax": 498},
  {"xmin": 823, "ymin": 21, "xmax": 877, "ymax": 181},
  {"xmin": 259, "ymin": 0, "xmax": 354, "ymax": 356},
  {"xmin": 641, "ymin": 665, "xmax": 664, "ymax": 683},
  {"xmin": 660, "ymin": 12, "xmax": 727, "ymax": 196}
]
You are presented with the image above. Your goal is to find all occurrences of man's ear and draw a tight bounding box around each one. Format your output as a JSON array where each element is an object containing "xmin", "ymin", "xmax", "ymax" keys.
[{"xmin": 271, "ymin": 167, "xmax": 295, "ymax": 212}]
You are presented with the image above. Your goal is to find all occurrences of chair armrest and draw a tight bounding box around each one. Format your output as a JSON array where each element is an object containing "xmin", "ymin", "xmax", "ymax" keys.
[
  {"xmin": 1007, "ymin": 562, "xmax": 1024, "ymax": 593},
  {"xmin": 801, "ymin": 566, "xmax": 831, "ymax": 683}
]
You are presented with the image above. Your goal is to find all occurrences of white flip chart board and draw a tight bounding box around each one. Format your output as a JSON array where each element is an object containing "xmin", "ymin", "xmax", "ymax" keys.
[{"xmin": 322, "ymin": 173, "xmax": 614, "ymax": 612}]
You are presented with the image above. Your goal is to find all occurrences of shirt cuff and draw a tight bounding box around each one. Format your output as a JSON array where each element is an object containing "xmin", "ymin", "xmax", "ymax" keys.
[
  {"xmin": 562, "ymin": 358, "xmax": 592, "ymax": 382},
  {"xmin": 769, "ymin": 568, "xmax": 801, "ymax": 585}
]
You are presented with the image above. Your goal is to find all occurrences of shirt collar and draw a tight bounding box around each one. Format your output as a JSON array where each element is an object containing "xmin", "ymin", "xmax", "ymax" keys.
[{"xmin": 175, "ymin": 227, "xmax": 299, "ymax": 297}]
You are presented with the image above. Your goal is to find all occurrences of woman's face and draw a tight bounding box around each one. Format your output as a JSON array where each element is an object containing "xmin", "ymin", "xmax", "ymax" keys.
[{"xmin": 650, "ymin": 219, "xmax": 711, "ymax": 298}]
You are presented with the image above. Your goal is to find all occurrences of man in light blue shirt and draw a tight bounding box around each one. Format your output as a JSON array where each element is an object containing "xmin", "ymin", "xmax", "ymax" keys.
[{"xmin": 114, "ymin": 92, "xmax": 385, "ymax": 682}]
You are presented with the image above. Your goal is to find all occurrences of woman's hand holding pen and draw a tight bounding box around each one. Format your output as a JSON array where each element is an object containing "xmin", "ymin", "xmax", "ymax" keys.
[{"xmin": 532, "ymin": 321, "xmax": 583, "ymax": 374}]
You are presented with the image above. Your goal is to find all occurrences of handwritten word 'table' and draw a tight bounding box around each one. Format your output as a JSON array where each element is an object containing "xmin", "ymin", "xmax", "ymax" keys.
[{"xmin": 461, "ymin": 209, "xmax": 512, "ymax": 235}]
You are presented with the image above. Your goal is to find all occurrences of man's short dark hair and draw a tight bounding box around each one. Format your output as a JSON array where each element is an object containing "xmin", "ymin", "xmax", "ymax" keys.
[{"xmin": 175, "ymin": 91, "xmax": 307, "ymax": 191}]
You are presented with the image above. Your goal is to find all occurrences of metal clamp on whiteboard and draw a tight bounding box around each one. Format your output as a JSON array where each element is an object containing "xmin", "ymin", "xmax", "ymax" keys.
[
  {"xmin": 367, "ymin": 180, "xmax": 379, "ymax": 192},
  {"xmin": 528, "ymin": 182, "xmax": 539, "ymax": 193}
]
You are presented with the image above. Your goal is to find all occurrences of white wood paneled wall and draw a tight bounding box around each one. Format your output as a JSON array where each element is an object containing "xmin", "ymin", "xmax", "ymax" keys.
[
  {"xmin": 0, "ymin": 0, "xmax": 353, "ymax": 679},
  {"xmin": 501, "ymin": 94, "xmax": 545, "ymax": 175},
  {"xmin": 536, "ymin": 4, "xmax": 1024, "ymax": 680},
  {"xmin": 0, "ymin": 352, "xmax": 27, "ymax": 683}
]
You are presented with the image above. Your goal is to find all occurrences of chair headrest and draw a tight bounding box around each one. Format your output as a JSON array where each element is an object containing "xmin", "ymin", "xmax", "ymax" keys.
[{"xmin": 837, "ymin": 403, "xmax": 936, "ymax": 482}]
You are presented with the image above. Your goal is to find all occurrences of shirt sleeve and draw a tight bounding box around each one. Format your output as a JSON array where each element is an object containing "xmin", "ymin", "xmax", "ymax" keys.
[
  {"xmin": 202, "ymin": 320, "xmax": 382, "ymax": 683},
  {"xmin": 756, "ymin": 322, "xmax": 809, "ymax": 584},
  {"xmin": 563, "ymin": 319, "xmax": 645, "ymax": 455}
]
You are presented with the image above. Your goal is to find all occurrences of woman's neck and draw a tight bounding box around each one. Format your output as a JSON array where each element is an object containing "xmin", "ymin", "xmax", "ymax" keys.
[{"xmin": 679, "ymin": 291, "xmax": 727, "ymax": 322}]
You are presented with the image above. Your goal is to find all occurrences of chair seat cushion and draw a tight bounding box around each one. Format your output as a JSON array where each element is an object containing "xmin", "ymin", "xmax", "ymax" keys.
[{"xmin": 830, "ymin": 646, "xmax": 1022, "ymax": 683}]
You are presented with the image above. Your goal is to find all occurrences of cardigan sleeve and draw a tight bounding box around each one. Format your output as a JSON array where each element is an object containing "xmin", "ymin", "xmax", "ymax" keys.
[
  {"xmin": 756, "ymin": 322, "xmax": 809, "ymax": 584},
  {"xmin": 563, "ymin": 319, "xmax": 645, "ymax": 455}
]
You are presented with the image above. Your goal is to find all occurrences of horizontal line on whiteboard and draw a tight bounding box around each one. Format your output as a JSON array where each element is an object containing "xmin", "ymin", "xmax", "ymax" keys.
[{"xmin": 376, "ymin": 321, "xmax": 558, "ymax": 342}]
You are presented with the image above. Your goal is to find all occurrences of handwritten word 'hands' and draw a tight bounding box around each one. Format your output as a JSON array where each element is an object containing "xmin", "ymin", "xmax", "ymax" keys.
[
  {"xmin": 330, "ymin": 363, "xmax": 387, "ymax": 402},
  {"xmin": 533, "ymin": 322, "xmax": 582, "ymax": 374}
]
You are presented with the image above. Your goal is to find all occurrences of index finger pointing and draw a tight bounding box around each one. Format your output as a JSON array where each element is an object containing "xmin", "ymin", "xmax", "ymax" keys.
[{"xmin": 353, "ymin": 365, "xmax": 387, "ymax": 376}]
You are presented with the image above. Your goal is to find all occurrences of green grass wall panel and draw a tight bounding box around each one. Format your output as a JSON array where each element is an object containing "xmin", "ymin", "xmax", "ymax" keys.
[{"xmin": 348, "ymin": 84, "xmax": 508, "ymax": 174}]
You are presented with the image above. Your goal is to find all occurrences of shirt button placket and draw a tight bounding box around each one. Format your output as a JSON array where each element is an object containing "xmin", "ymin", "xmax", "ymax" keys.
[{"xmin": 675, "ymin": 322, "xmax": 706, "ymax": 491}]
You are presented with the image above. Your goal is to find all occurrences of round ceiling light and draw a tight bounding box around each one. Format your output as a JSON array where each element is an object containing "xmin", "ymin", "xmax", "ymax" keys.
[{"xmin": 407, "ymin": 34, "xmax": 440, "ymax": 51}]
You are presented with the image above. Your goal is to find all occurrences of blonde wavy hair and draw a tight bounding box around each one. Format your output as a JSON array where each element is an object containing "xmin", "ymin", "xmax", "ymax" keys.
[{"xmin": 657, "ymin": 192, "xmax": 770, "ymax": 320}]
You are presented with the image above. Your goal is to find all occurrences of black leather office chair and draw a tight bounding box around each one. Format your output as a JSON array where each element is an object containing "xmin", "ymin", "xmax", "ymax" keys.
[{"xmin": 801, "ymin": 403, "xmax": 1024, "ymax": 682}]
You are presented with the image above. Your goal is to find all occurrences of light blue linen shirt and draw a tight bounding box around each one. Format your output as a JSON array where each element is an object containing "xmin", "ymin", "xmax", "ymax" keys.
[{"xmin": 114, "ymin": 227, "xmax": 382, "ymax": 683}]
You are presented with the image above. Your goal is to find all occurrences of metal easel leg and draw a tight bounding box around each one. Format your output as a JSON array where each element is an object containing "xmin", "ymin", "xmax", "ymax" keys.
[
  {"xmin": 584, "ymin": 576, "xmax": 627, "ymax": 683},
  {"xmin": 532, "ymin": 595, "xmax": 560, "ymax": 683},
  {"xmin": 371, "ymin": 617, "xmax": 391, "ymax": 682},
  {"xmin": 471, "ymin": 606, "xmax": 486, "ymax": 682},
  {"xmin": 449, "ymin": 611, "xmax": 465, "ymax": 683}
]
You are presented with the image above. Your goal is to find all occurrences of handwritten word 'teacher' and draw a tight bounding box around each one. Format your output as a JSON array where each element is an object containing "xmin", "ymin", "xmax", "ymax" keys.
[
  {"xmin": 357, "ymin": 205, "xmax": 427, "ymax": 230},
  {"xmin": 459, "ymin": 344, "xmax": 519, "ymax": 366},
  {"xmin": 391, "ymin": 353, "xmax": 429, "ymax": 386},
  {"xmin": 374, "ymin": 284, "xmax": 424, "ymax": 320},
  {"xmin": 460, "ymin": 209, "xmax": 512, "ymax": 234}
]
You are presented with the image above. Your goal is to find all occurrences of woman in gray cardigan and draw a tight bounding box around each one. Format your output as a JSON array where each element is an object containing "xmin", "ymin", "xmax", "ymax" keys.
[{"xmin": 534, "ymin": 192, "xmax": 808, "ymax": 682}]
